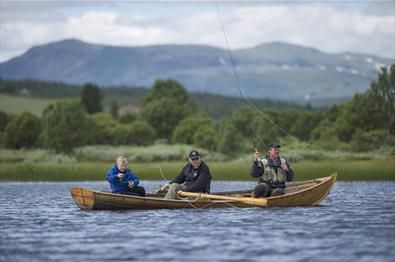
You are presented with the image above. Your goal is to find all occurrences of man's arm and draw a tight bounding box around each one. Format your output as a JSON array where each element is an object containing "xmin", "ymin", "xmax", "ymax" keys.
[
  {"xmin": 250, "ymin": 161, "xmax": 264, "ymax": 178},
  {"xmin": 106, "ymin": 168, "xmax": 118, "ymax": 184},
  {"xmin": 284, "ymin": 162, "xmax": 295, "ymax": 182},
  {"xmin": 186, "ymin": 165, "xmax": 211, "ymax": 192},
  {"xmin": 171, "ymin": 165, "xmax": 187, "ymax": 184},
  {"xmin": 125, "ymin": 170, "xmax": 139, "ymax": 187}
]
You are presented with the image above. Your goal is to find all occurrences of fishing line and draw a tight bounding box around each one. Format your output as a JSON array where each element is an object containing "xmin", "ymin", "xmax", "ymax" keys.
[
  {"xmin": 215, "ymin": 3, "xmax": 299, "ymax": 141},
  {"xmin": 134, "ymin": 165, "xmax": 169, "ymax": 184}
]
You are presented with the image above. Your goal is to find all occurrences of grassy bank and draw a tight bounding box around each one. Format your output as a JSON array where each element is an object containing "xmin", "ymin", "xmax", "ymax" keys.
[{"xmin": 0, "ymin": 159, "xmax": 394, "ymax": 181}]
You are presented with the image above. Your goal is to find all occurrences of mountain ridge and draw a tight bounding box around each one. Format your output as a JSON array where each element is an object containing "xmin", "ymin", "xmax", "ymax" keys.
[{"xmin": 0, "ymin": 38, "xmax": 393, "ymax": 102}]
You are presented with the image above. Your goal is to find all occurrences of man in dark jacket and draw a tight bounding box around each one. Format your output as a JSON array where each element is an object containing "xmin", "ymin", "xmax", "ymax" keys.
[
  {"xmin": 164, "ymin": 150, "xmax": 212, "ymax": 199},
  {"xmin": 107, "ymin": 155, "xmax": 145, "ymax": 196},
  {"xmin": 250, "ymin": 143, "xmax": 295, "ymax": 198}
]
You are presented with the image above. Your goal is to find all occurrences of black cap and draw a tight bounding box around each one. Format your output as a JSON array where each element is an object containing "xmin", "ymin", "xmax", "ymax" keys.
[
  {"xmin": 268, "ymin": 143, "xmax": 281, "ymax": 148},
  {"xmin": 189, "ymin": 150, "xmax": 200, "ymax": 160}
]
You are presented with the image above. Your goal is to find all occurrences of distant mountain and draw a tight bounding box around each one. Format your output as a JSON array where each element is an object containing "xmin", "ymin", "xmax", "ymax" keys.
[{"xmin": 0, "ymin": 39, "xmax": 393, "ymax": 102}]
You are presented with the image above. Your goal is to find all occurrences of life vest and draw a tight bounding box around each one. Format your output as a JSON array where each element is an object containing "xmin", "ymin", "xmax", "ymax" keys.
[{"xmin": 259, "ymin": 158, "xmax": 286, "ymax": 184}]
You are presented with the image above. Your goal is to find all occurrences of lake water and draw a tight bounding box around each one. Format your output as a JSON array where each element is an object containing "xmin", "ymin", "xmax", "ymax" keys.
[{"xmin": 1, "ymin": 181, "xmax": 394, "ymax": 262}]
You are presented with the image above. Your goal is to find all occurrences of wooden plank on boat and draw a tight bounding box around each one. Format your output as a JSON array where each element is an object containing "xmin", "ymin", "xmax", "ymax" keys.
[{"xmin": 178, "ymin": 191, "xmax": 268, "ymax": 207}]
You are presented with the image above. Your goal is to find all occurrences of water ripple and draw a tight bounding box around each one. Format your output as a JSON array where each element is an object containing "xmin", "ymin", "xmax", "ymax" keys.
[{"xmin": 1, "ymin": 181, "xmax": 394, "ymax": 261}]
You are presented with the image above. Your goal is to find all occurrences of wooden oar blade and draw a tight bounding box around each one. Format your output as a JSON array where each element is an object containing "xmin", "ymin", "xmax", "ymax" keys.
[{"xmin": 178, "ymin": 191, "xmax": 267, "ymax": 207}]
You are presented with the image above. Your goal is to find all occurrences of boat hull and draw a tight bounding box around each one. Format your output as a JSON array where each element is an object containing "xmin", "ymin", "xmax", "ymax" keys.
[{"xmin": 70, "ymin": 173, "xmax": 337, "ymax": 210}]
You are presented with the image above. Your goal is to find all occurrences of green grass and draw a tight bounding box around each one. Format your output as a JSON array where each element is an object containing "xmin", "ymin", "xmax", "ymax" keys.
[
  {"xmin": 0, "ymin": 93, "xmax": 55, "ymax": 116},
  {"xmin": 0, "ymin": 159, "xmax": 393, "ymax": 181}
]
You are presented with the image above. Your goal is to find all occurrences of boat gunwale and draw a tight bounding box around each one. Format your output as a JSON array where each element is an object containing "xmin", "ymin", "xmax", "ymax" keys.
[{"xmin": 70, "ymin": 173, "xmax": 337, "ymax": 204}]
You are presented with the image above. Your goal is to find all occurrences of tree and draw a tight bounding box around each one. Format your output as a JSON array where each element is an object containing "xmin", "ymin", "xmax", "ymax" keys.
[
  {"xmin": 290, "ymin": 111, "xmax": 323, "ymax": 141},
  {"xmin": 110, "ymin": 100, "xmax": 119, "ymax": 119},
  {"xmin": 3, "ymin": 112, "xmax": 41, "ymax": 149},
  {"xmin": 0, "ymin": 111, "xmax": 10, "ymax": 132},
  {"xmin": 350, "ymin": 129, "xmax": 395, "ymax": 152},
  {"xmin": 333, "ymin": 65, "xmax": 395, "ymax": 142},
  {"xmin": 172, "ymin": 115, "xmax": 213, "ymax": 144},
  {"xmin": 232, "ymin": 106, "xmax": 256, "ymax": 137},
  {"xmin": 143, "ymin": 79, "xmax": 189, "ymax": 105},
  {"xmin": 87, "ymin": 113, "xmax": 119, "ymax": 144},
  {"xmin": 251, "ymin": 117, "xmax": 279, "ymax": 148},
  {"xmin": 141, "ymin": 79, "xmax": 194, "ymax": 139},
  {"xmin": 81, "ymin": 83, "xmax": 103, "ymax": 114},
  {"xmin": 41, "ymin": 100, "xmax": 89, "ymax": 153},
  {"xmin": 217, "ymin": 122, "xmax": 243, "ymax": 156},
  {"xmin": 130, "ymin": 121, "xmax": 156, "ymax": 146},
  {"xmin": 193, "ymin": 125, "xmax": 217, "ymax": 151},
  {"xmin": 368, "ymin": 65, "xmax": 395, "ymax": 133}
]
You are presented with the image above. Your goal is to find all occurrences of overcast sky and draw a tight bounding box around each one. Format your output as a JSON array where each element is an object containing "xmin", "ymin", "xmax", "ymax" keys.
[{"xmin": 0, "ymin": 0, "xmax": 394, "ymax": 63}]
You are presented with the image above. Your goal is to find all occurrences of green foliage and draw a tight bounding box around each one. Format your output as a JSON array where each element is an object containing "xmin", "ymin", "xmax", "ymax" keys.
[
  {"xmin": 81, "ymin": 83, "xmax": 103, "ymax": 114},
  {"xmin": 252, "ymin": 117, "xmax": 279, "ymax": 147},
  {"xmin": 141, "ymin": 79, "xmax": 194, "ymax": 139},
  {"xmin": 334, "ymin": 93, "xmax": 379, "ymax": 142},
  {"xmin": 217, "ymin": 122, "xmax": 244, "ymax": 156},
  {"xmin": 333, "ymin": 65, "xmax": 395, "ymax": 142},
  {"xmin": 41, "ymin": 100, "xmax": 89, "ymax": 153},
  {"xmin": 110, "ymin": 100, "xmax": 119, "ymax": 119},
  {"xmin": 172, "ymin": 115, "xmax": 213, "ymax": 144},
  {"xmin": 143, "ymin": 79, "xmax": 190, "ymax": 105},
  {"xmin": 290, "ymin": 111, "xmax": 323, "ymax": 141},
  {"xmin": 0, "ymin": 111, "xmax": 10, "ymax": 132},
  {"xmin": 118, "ymin": 113, "xmax": 137, "ymax": 124},
  {"xmin": 130, "ymin": 121, "xmax": 156, "ymax": 146},
  {"xmin": 87, "ymin": 113, "xmax": 119, "ymax": 145},
  {"xmin": 350, "ymin": 129, "xmax": 395, "ymax": 152},
  {"xmin": 232, "ymin": 106, "xmax": 256, "ymax": 137},
  {"xmin": 3, "ymin": 112, "xmax": 41, "ymax": 149},
  {"xmin": 112, "ymin": 124, "xmax": 135, "ymax": 145},
  {"xmin": 142, "ymin": 98, "xmax": 192, "ymax": 139},
  {"xmin": 368, "ymin": 65, "xmax": 395, "ymax": 133},
  {"xmin": 193, "ymin": 125, "xmax": 217, "ymax": 151}
]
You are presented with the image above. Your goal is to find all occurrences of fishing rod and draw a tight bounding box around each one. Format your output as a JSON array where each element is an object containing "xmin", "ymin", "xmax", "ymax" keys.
[{"xmin": 215, "ymin": 3, "xmax": 299, "ymax": 143}]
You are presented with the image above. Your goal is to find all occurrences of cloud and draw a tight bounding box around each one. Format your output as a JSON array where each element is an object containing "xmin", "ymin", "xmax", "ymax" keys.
[{"xmin": 0, "ymin": 2, "xmax": 394, "ymax": 62}]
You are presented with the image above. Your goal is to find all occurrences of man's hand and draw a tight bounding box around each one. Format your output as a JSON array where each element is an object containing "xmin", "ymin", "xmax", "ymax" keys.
[
  {"xmin": 160, "ymin": 183, "xmax": 170, "ymax": 191},
  {"xmin": 117, "ymin": 173, "xmax": 124, "ymax": 180},
  {"xmin": 281, "ymin": 163, "xmax": 289, "ymax": 172},
  {"xmin": 128, "ymin": 181, "xmax": 135, "ymax": 188},
  {"xmin": 254, "ymin": 150, "xmax": 261, "ymax": 161}
]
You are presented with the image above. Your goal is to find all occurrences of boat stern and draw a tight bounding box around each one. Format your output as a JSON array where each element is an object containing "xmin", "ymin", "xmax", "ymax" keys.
[{"xmin": 70, "ymin": 187, "xmax": 95, "ymax": 210}]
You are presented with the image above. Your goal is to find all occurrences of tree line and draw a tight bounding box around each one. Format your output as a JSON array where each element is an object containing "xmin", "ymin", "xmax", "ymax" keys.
[{"xmin": 0, "ymin": 65, "xmax": 394, "ymax": 155}]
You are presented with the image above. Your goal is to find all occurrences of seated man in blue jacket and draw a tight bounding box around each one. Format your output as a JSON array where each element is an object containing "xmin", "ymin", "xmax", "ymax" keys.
[
  {"xmin": 107, "ymin": 155, "xmax": 145, "ymax": 196},
  {"xmin": 164, "ymin": 150, "xmax": 212, "ymax": 199}
]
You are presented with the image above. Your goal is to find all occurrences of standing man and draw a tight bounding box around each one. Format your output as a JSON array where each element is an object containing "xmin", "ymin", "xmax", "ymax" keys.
[
  {"xmin": 164, "ymin": 150, "xmax": 212, "ymax": 199},
  {"xmin": 250, "ymin": 143, "xmax": 295, "ymax": 198},
  {"xmin": 107, "ymin": 155, "xmax": 145, "ymax": 197}
]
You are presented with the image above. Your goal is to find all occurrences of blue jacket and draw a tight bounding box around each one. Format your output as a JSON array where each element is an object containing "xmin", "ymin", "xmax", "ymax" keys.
[{"xmin": 107, "ymin": 164, "xmax": 140, "ymax": 193}]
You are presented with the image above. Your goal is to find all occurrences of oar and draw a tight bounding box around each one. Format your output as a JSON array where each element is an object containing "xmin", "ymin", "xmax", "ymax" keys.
[{"xmin": 178, "ymin": 191, "xmax": 267, "ymax": 207}]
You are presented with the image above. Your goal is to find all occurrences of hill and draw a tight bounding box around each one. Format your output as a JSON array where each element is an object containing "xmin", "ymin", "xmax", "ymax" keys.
[
  {"xmin": 0, "ymin": 79, "xmax": 305, "ymax": 118},
  {"xmin": 0, "ymin": 39, "xmax": 393, "ymax": 102}
]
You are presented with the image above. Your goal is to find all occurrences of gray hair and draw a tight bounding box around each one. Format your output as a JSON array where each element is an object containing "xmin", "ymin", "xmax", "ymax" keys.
[{"xmin": 116, "ymin": 155, "xmax": 128, "ymax": 164}]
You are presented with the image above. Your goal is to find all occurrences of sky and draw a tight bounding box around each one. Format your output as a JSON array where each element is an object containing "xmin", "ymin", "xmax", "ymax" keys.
[{"xmin": 0, "ymin": 0, "xmax": 394, "ymax": 63}]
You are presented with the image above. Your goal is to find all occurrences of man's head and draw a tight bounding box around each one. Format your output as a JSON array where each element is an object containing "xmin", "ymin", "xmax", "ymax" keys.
[
  {"xmin": 188, "ymin": 150, "xmax": 201, "ymax": 168},
  {"xmin": 267, "ymin": 143, "xmax": 281, "ymax": 159},
  {"xmin": 116, "ymin": 155, "xmax": 128, "ymax": 172}
]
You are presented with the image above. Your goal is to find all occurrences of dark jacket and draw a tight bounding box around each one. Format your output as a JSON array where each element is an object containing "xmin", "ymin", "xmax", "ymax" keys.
[
  {"xmin": 250, "ymin": 156, "xmax": 295, "ymax": 188},
  {"xmin": 107, "ymin": 164, "xmax": 140, "ymax": 193},
  {"xmin": 171, "ymin": 161, "xmax": 212, "ymax": 193}
]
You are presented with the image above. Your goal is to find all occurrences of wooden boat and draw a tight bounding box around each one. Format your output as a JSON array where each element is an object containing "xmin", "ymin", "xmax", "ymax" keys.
[{"xmin": 69, "ymin": 173, "xmax": 337, "ymax": 210}]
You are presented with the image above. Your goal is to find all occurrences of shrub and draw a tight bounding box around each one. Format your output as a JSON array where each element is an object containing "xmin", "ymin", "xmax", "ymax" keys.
[
  {"xmin": 3, "ymin": 112, "xmax": 41, "ymax": 149},
  {"xmin": 41, "ymin": 100, "xmax": 88, "ymax": 153},
  {"xmin": 351, "ymin": 129, "xmax": 395, "ymax": 152}
]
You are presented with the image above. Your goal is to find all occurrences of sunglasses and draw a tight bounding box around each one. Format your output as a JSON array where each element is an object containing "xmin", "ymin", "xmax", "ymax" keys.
[{"xmin": 190, "ymin": 157, "xmax": 200, "ymax": 161}]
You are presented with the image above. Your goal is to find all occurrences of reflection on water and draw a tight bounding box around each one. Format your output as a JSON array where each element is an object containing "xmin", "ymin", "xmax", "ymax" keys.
[{"xmin": 0, "ymin": 181, "xmax": 394, "ymax": 261}]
